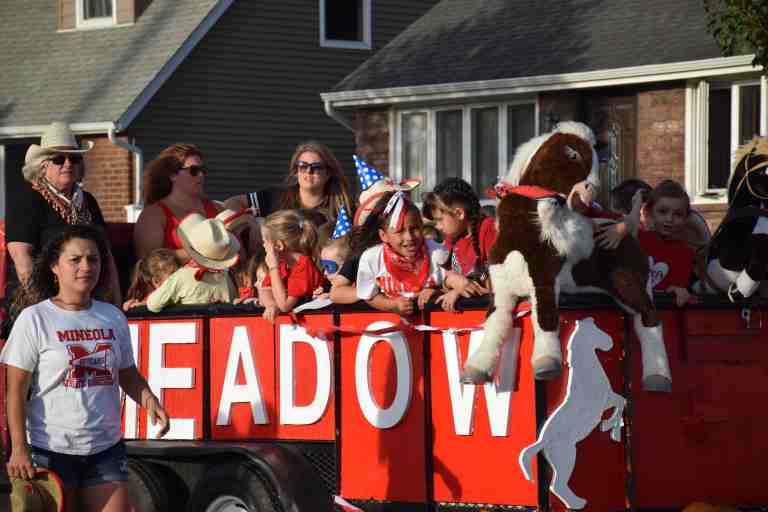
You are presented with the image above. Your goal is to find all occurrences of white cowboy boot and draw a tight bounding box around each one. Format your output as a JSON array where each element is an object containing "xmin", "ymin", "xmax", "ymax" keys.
[{"xmin": 633, "ymin": 315, "xmax": 671, "ymax": 392}]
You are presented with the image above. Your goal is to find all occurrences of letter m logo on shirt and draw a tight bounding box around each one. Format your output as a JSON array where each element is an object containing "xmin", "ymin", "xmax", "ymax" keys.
[{"xmin": 65, "ymin": 343, "xmax": 114, "ymax": 388}]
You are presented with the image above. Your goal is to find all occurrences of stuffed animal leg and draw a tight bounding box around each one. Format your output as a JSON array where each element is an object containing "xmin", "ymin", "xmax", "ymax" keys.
[
  {"xmin": 461, "ymin": 305, "xmax": 515, "ymax": 384},
  {"xmin": 633, "ymin": 314, "xmax": 671, "ymax": 392}
]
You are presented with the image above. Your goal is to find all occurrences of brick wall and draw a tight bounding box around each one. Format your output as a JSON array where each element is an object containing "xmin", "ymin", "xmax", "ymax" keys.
[
  {"xmin": 353, "ymin": 108, "xmax": 391, "ymax": 174},
  {"xmin": 80, "ymin": 135, "xmax": 133, "ymax": 222},
  {"xmin": 636, "ymin": 86, "xmax": 686, "ymax": 187}
]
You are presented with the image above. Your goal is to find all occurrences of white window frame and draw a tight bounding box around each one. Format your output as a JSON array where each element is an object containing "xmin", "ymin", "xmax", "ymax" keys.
[
  {"xmin": 685, "ymin": 75, "xmax": 768, "ymax": 204},
  {"xmin": 75, "ymin": 0, "xmax": 117, "ymax": 30},
  {"xmin": 319, "ymin": 0, "xmax": 372, "ymax": 50},
  {"xmin": 391, "ymin": 98, "xmax": 540, "ymax": 194}
]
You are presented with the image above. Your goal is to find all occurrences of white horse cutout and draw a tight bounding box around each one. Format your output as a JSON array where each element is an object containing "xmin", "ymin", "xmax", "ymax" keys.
[{"xmin": 518, "ymin": 317, "xmax": 625, "ymax": 510}]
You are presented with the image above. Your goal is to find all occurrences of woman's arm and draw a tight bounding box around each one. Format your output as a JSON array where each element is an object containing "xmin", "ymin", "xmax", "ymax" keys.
[
  {"xmin": 5, "ymin": 365, "xmax": 35, "ymax": 479},
  {"xmin": 119, "ymin": 366, "xmax": 170, "ymax": 439},
  {"xmin": 7, "ymin": 242, "xmax": 35, "ymax": 284}
]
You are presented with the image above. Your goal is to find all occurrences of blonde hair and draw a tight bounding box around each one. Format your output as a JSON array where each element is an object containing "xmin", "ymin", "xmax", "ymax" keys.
[
  {"xmin": 126, "ymin": 249, "xmax": 179, "ymax": 301},
  {"xmin": 263, "ymin": 210, "xmax": 319, "ymax": 257},
  {"xmin": 321, "ymin": 234, "xmax": 351, "ymax": 261}
]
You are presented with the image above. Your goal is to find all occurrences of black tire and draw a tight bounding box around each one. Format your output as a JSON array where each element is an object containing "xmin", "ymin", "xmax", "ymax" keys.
[
  {"xmin": 127, "ymin": 459, "xmax": 170, "ymax": 512},
  {"xmin": 186, "ymin": 462, "xmax": 275, "ymax": 512}
]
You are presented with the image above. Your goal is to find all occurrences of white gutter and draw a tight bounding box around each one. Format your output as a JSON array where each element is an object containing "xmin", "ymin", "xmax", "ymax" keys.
[
  {"xmin": 324, "ymin": 99, "xmax": 354, "ymax": 131},
  {"xmin": 108, "ymin": 125, "xmax": 144, "ymax": 222},
  {"xmin": 322, "ymin": 55, "xmax": 760, "ymax": 108},
  {"xmin": 0, "ymin": 122, "xmax": 114, "ymax": 138}
]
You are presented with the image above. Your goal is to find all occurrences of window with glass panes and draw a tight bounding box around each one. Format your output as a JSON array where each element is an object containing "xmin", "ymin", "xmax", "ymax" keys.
[
  {"xmin": 320, "ymin": 0, "xmax": 371, "ymax": 49},
  {"xmin": 396, "ymin": 102, "xmax": 536, "ymax": 196}
]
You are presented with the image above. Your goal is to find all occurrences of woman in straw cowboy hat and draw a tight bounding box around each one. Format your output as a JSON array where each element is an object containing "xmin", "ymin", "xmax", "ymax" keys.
[
  {"xmin": 2, "ymin": 224, "xmax": 169, "ymax": 512},
  {"xmin": 6, "ymin": 122, "xmax": 122, "ymax": 306},
  {"xmin": 134, "ymin": 143, "xmax": 223, "ymax": 261}
]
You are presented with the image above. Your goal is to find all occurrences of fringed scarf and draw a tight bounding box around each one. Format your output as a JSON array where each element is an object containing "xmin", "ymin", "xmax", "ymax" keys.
[
  {"xmin": 31, "ymin": 177, "xmax": 93, "ymax": 225},
  {"xmin": 381, "ymin": 242, "xmax": 430, "ymax": 295}
]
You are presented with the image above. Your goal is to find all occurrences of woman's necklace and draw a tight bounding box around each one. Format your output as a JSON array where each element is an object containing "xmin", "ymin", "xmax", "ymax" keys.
[{"xmin": 52, "ymin": 296, "xmax": 92, "ymax": 311}]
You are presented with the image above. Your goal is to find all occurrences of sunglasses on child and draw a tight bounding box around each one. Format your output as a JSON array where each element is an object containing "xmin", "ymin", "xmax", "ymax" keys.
[
  {"xmin": 296, "ymin": 161, "xmax": 326, "ymax": 175},
  {"xmin": 320, "ymin": 259, "xmax": 339, "ymax": 275},
  {"xmin": 48, "ymin": 154, "xmax": 83, "ymax": 166},
  {"xmin": 179, "ymin": 165, "xmax": 208, "ymax": 176}
]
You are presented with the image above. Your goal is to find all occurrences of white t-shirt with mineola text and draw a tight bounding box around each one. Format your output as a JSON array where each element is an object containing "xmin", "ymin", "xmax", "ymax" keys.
[{"xmin": 0, "ymin": 300, "xmax": 135, "ymax": 455}]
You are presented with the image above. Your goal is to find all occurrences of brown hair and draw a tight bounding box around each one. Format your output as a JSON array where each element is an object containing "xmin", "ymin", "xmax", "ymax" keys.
[
  {"xmin": 280, "ymin": 141, "xmax": 354, "ymax": 221},
  {"xmin": 645, "ymin": 179, "xmax": 690, "ymax": 214},
  {"xmin": 143, "ymin": 144, "xmax": 204, "ymax": 205},
  {"xmin": 321, "ymin": 234, "xmax": 351, "ymax": 261},
  {"xmin": 232, "ymin": 253, "xmax": 262, "ymax": 289},
  {"xmin": 125, "ymin": 249, "xmax": 179, "ymax": 301},
  {"xmin": 263, "ymin": 210, "xmax": 319, "ymax": 258}
]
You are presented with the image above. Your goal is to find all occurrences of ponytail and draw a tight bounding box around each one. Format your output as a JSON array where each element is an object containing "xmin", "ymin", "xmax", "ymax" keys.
[{"xmin": 126, "ymin": 259, "xmax": 155, "ymax": 302}]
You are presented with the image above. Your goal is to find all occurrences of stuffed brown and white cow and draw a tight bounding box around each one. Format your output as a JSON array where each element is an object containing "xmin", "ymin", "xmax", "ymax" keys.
[{"xmin": 462, "ymin": 122, "xmax": 671, "ymax": 393}]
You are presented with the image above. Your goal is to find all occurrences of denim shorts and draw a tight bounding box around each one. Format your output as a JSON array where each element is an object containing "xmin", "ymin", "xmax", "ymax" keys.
[{"xmin": 30, "ymin": 441, "xmax": 129, "ymax": 489}]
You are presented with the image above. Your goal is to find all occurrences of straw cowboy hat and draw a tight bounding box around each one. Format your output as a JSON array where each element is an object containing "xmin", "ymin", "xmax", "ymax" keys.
[
  {"xmin": 22, "ymin": 121, "xmax": 93, "ymax": 180},
  {"xmin": 215, "ymin": 208, "xmax": 252, "ymax": 235},
  {"xmin": 177, "ymin": 213, "xmax": 241, "ymax": 270},
  {"xmin": 10, "ymin": 469, "xmax": 65, "ymax": 512}
]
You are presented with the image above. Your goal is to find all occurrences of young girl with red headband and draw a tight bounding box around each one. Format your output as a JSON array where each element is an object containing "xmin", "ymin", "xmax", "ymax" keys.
[{"xmin": 356, "ymin": 192, "xmax": 449, "ymax": 315}]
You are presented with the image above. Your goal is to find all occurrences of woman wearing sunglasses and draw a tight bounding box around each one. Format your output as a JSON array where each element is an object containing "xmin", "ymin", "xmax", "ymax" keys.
[
  {"xmin": 225, "ymin": 141, "xmax": 355, "ymax": 229},
  {"xmin": 134, "ymin": 143, "xmax": 222, "ymax": 261},
  {"xmin": 6, "ymin": 122, "xmax": 122, "ymax": 307}
]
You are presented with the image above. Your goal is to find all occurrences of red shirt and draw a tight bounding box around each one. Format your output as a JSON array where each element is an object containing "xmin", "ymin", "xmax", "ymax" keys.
[
  {"xmin": 445, "ymin": 216, "xmax": 497, "ymax": 275},
  {"xmin": 638, "ymin": 229, "xmax": 694, "ymax": 291},
  {"xmin": 159, "ymin": 199, "xmax": 219, "ymax": 251},
  {"xmin": 261, "ymin": 255, "xmax": 326, "ymax": 298}
]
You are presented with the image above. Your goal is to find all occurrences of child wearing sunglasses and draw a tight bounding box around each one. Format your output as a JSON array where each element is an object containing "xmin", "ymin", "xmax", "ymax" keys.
[{"xmin": 258, "ymin": 210, "xmax": 327, "ymax": 322}]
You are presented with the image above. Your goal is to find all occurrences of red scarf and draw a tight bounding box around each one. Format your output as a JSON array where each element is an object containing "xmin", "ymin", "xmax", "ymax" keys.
[
  {"xmin": 382, "ymin": 243, "xmax": 430, "ymax": 294},
  {"xmin": 186, "ymin": 261, "xmax": 227, "ymax": 281}
]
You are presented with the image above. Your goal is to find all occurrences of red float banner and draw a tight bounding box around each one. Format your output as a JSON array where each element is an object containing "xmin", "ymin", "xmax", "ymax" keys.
[
  {"xmin": 429, "ymin": 309, "xmax": 538, "ymax": 506},
  {"xmin": 632, "ymin": 308, "xmax": 768, "ymax": 509},
  {"xmin": 209, "ymin": 314, "xmax": 335, "ymax": 441},
  {"xmin": 338, "ymin": 312, "xmax": 427, "ymax": 503},
  {"xmin": 124, "ymin": 319, "xmax": 204, "ymax": 440}
]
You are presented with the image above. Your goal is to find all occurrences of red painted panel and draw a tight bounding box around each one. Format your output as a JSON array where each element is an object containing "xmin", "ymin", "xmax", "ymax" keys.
[
  {"xmin": 274, "ymin": 315, "xmax": 335, "ymax": 440},
  {"xmin": 339, "ymin": 312, "xmax": 427, "ymax": 502},
  {"xmin": 429, "ymin": 309, "xmax": 538, "ymax": 506},
  {"xmin": 546, "ymin": 311, "xmax": 627, "ymax": 512},
  {"xmin": 139, "ymin": 319, "xmax": 204, "ymax": 439},
  {"xmin": 210, "ymin": 316, "xmax": 277, "ymax": 440},
  {"xmin": 633, "ymin": 309, "xmax": 768, "ymax": 509}
]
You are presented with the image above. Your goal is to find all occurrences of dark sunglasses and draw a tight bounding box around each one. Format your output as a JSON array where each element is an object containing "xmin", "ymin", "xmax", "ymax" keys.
[
  {"xmin": 296, "ymin": 161, "xmax": 326, "ymax": 175},
  {"xmin": 320, "ymin": 259, "xmax": 339, "ymax": 275},
  {"xmin": 179, "ymin": 165, "xmax": 208, "ymax": 176},
  {"xmin": 49, "ymin": 154, "xmax": 83, "ymax": 166}
]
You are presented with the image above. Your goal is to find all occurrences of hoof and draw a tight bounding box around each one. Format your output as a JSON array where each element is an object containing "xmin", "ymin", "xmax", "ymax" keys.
[
  {"xmin": 461, "ymin": 366, "xmax": 493, "ymax": 384},
  {"xmin": 727, "ymin": 284, "xmax": 746, "ymax": 303},
  {"xmin": 533, "ymin": 356, "xmax": 562, "ymax": 381},
  {"xmin": 642, "ymin": 375, "xmax": 672, "ymax": 393}
]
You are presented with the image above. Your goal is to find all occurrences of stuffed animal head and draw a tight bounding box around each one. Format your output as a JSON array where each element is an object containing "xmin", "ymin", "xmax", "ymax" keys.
[
  {"xmin": 728, "ymin": 136, "xmax": 768, "ymax": 208},
  {"xmin": 505, "ymin": 121, "xmax": 599, "ymax": 212}
]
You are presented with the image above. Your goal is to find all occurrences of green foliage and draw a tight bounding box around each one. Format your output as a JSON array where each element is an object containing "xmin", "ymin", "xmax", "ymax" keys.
[{"xmin": 704, "ymin": 0, "xmax": 768, "ymax": 74}]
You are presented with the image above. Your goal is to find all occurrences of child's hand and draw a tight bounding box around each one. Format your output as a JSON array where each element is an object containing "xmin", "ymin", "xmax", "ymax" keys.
[
  {"xmin": 435, "ymin": 290, "xmax": 461, "ymax": 312},
  {"xmin": 667, "ymin": 286, "xmax": 691, "ymax": 307},
  {"xmin": 417, "ymin": 288, "xmax": 437, "ymax": 309},
  {"xmin": 122, "ymin": 298, "xmax": 145, "ymax": 311},
  {"xmin": 263, "ymin": 239, "xmax": 279, "ymax": 270},
  {"xmin": 234, "ymin": 297, "xmax": 260, "ymax": 306},
  {"xmin": 595, "ymin": 222, "xmax": 626, "ymax": 249},
  {"xmin": 392, "ymin": 296, "xmax": 415, "ymax": 316},
  {"xmin": 312, "ymin": 286, "xmax": 325, "ymax": 299},
  {"xmin": 263, "ymin": 305, "xmax": 279, "ymax": 323}
]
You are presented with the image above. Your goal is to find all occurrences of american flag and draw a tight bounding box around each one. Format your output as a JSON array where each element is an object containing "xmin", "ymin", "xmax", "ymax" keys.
[
  {"xmin": 332, "ymin": 207, "xmax": 351, "ymax": 239},
  {"xmin": 353, "ymin": 154, "xmax": 384, "ymax": 191}
]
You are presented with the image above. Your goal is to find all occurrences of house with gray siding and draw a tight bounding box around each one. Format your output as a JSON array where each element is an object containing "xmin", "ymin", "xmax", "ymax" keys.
[
  {"xmin": 0, "ymin": 0, "xmax": 439, "ymax": 222},
  {"xmin": 322, "ymin": 0, "xmax": 765, "ymax": 229}
]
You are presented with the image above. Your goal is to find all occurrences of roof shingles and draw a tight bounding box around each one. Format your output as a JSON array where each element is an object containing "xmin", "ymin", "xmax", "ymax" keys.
[
  {"xmin": 333, "ymin": 0, "xmax": 733, "ymax": 93},
  {"xmin": 0, "ymin": 0, "xmax": 219, "ymax": 129}
]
